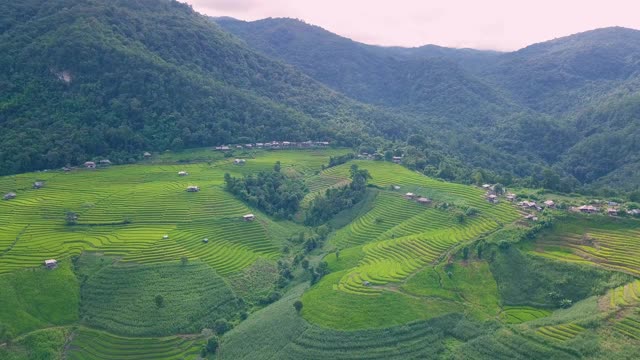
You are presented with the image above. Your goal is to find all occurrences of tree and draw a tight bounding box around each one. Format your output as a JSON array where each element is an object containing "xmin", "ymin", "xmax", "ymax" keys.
[
  {"xmin": 214, "ymin": 318, "xmax": 232, "ymax": 335},
  {"xmin": 384, "ymin": 150, "xmax": 393, "ymax": 162},
  {"xmin": 154, "ymin": 294, "xmax": 164, "ymax": 308},
  {"xmin": 180, "ymin": 256, "xmax": 188, "ymax": 266},
  {"xmin": 274, "ymin": 161, "xmax": 281, "ymax": 172},
  {"xmin": 293, "ymin": 300, "xmax": 303, "ymax": 313},
  {"xmin": 206, "ymin": 336, "xmax": 219, "ymax": 353},
  {"xmin": 65, "ymin": 211, "xmax": 78, "ymax": 225}
]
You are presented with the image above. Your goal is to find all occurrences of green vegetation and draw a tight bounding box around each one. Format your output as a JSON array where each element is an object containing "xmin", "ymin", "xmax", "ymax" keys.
[
  {"xmin": 2, "ymin": 147, "xmax": 640, "ymax": 358},
  {"xmin": 79, "ymin": 259, "xmax": 241, "ymax": 336},
  {"xmin": 67, "ymin": 327, "xmax": 202, "ymax": 360},
  {"xmin": 0, "ymin": 261, "xmax": 78, "ymax": 340},
  {"xmin": 304, "ymin": 164, "xmax": 370, "ymax": 225},
  {"xmin": 529, "ymin": 215, "xmax": 640, "ymax": 276},
  {"xmin": 224, "ymin": 162, "xmax": 307, "ymax": 219}
]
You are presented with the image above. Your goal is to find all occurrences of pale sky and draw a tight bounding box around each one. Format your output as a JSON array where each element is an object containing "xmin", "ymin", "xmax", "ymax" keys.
[{"xmin": 184, "ymin": 0, "xmax": 640, "ymax": 51}]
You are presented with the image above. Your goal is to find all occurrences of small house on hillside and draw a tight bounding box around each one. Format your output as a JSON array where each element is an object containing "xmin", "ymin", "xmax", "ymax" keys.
[
  {"xmin": 84, "ymin": 161, "xmax": 96, "ymax": 169},
  {"xmin": 243, "ymin": 214, "xmax": 255, "ymax": 221},
  {"xmin": 482, "ymin": 184, "xmax": 492, "ymax": 190},
  {"xmin": 62, "ymin": 167, "xmax": 71, "ymax": 172},
  {"xmin": 417, "ymin": 197, "xmax": 432, "ymax": 205},
  {"xmin": 3, "ymin": 192, "xmax": 16, "ymax": 200},
  {"xmin": 99, "ymin": 159, "xmax": 112, "ymax": 166},
  {"xmin": 392, "ymin": 156, "xmax": 402, "ymax": 164},
  {"xmin": 186, "ymin": 186, "xmax": 200, "ymax": 192},
  {"xmin": 607, "ymin": 208, "xmax": 618, "ymax": 216},
  {"xmin": 44, "ymin": 259, "xmax": 57, "ymax": 269},
  {"xmin": 233, "ymin": 159, "xmax": 246, "ymax": 165},
  {"xmin": 256, "ymin": 143, "xmax": 264, "ymax": 148},
  {"xmin": 143, "ymin": 152, "xmax": 152, "ymax": 158},
  {"xmin": 628, "ymin": 209, "xmax": 640, "ymax": 216},
  {"xmin": 393, "ymin": 185, "xmax": 401, "ymax": 190},
  {"xmin": 178, "ymin": 171, "xmax": 188, "ymax": 176},
  {"xmin": 487, "ymin": 194, "xmax": 498, "ymax": 203},
  {"xmin": 578, "ymin": 205, "xmax": 598, "ymax": 214},
  {"xmin": 404, "ymin": 192, "xmax": 416, "ymax": 200},
  {"xmin": 203, "ymin": 238, "xmax": 209, "ymax": 243},
  {"xmin": 544, "ymin": 200, "xmax": 555, "ymax": 208},
  {"xmin": 163, "ymin": 234, "xmax": 169, "ymax": 239},
  {"xmin": 33, "ymin": 181, "xmax": 44, "ymax": 189},
  {"xmin": 506, "ymin": 193, "xmax": 517, "ymax": 201}
]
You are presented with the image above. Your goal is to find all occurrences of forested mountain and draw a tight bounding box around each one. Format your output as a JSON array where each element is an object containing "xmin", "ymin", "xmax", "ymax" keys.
[
  {"xmin": 215, "ymin": 17, "xmax": 516, "ymax": 123},
  {"xmin": 2, "ymin": 1, "xmax": 640, "ymax": 193},
  {"xmin": 216, "ymin": 17, "xmax": 640, "ymax": 193},
  {"xmin": 0, "ymin": 0, "xmax": 416, "ymax": 175}
]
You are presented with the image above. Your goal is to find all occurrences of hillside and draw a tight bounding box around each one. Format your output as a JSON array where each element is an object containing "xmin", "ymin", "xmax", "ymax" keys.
[
  {"xmin": 0, "ymin": 0, "xmax": 420, "ymax": 176},
  {"xmin": 215, "ymin": 17, "xmax": 517, "ymax": 122},
  {"xmin": 215, "ymin": 18, "xmax": 640, "ymax": 192},
  {"xmin": 2, "ymin": 148, "xmax": 640, "ymax": 359}
]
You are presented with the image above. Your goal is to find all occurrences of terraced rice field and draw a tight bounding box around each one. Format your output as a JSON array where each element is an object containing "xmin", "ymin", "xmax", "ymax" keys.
[
  {"xmin": 0, "ymin": 151, "xmax": 336, "ymax": 275},
  {"xmin": 613, "ymin": 314, "xmax": 640, "ymax": 339},
  {"xmin": 67, "ymin": 328, "xmax": 202, "ymax": 360},
  {"xmin": 532, "ymin": 216, "xmax": 640, "ymax": 276},
  {"xmin": 500, "ymin": 306, "xmax": 552, "ymax": 324},
  {"xmin": 536, "ymin": 323, "xmax": 584, "ymax": 341},
  {"xmin": 81, "ymin": 261, "xmax": 241, "ymax": 336},
  {"xmin": 607, "ymin": 280, "xmax": 640, "ymax": 309}
]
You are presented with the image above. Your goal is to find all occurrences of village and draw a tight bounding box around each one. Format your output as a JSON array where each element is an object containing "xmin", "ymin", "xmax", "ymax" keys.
[{"xmin": 479, "ymin": 183, "xmax": 639, "ymax": 220}]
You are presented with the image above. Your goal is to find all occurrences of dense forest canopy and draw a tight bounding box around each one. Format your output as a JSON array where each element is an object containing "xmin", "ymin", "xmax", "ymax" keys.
[{"xmin": 2, "ymin": 0, "xmax": 640, "ymax": 195}]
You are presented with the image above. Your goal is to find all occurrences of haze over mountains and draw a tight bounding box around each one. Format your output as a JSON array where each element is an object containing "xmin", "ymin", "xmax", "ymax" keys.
[{"xmin": 1, "ymin": 0, "xmax": 640, "ymax": 193}]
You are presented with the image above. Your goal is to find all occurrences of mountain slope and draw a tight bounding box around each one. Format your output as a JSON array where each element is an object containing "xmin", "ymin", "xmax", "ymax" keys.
[
  {"xmin": 0, "ymin": 0, "xmax": 417, "ymax": 175},
  {"xmin": 215, "ymin": 17, "xmax": 517, "ymax": 124},
  {"xmin": 485, "ymin": 27, "xmax": 640, "ymax": 114}
]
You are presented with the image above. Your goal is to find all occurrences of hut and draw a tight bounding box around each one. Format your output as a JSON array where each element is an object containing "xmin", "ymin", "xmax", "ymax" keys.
[
  {"xmin": 99, "ymin": 159, "xmax": 112, "ymax": 166},
  {"xmin": 243, "ymin": 214, "xmax": 255, "ymax": 221},
  {"xmin": 578, "ymin": 205, "xmax": 598, "ymax": 214},
  {"xmin": 178, "ymin": 171, "xmax": 188, "ymax": 176},
  {"xmin": 62, "ymin": 167, "xmax": 71, "ymax": 172},
  {"xmin": 487, "ymin": 194, "xmax": 498, "ymax": 203},
  {"xmin": 143, "ymin": 152, "xmax": 152, "ymax": 158},
  {"xmin": 404, "ymin": 192, "xmax": 416, "ymax": 200},
  {"xmin": 186, "ymin": 186, "xmax": 200, "ymax": 192},
  {"xmin": 607, "ymin": 208, "xmax": 618, "ymax": 216},
  {"xmin": 233, "ymin": 159, "xmax": 246, "ymax": 165},
  {"xmin": 203, "ymin": 238, "xmax": 209, "ymax": 243},
  {"xmin": 163, "ymin": 234, "xmax": 169, "ymax": 239},
  {"xmin": 363, "ymin": 281, "xmax": 371, "ymax": 286},
  {"xmin": 3, "ymin": 192, "xmax": 16, "ymax": 200},
  {"xmin": 393, "ymin": 185, "xmax": 401, "ymax": 190},
  {"xmin": 544, "ymin": 200, "xmax": 556, "ymax": 208},
  {"xmin": 506, "ymin": 193, "xmax": 517, "ymax": 201},
  {"xmin": 33, "ymin": 181, "xmax": 44, "ymax": 189},
  {"xmin": 416, "ymin": 197, "xmax": 432, "ymax": 205},
  {"xmin": 44, "ymin": 259, "xmax": 58, "ymax": 269},
  {"xmin": 84, "ymin": 161, "xmax": 96, "ymax": 169},
  {"xmin": 392, "ymin": 156, "xmax": 402, "ymax": 164}
]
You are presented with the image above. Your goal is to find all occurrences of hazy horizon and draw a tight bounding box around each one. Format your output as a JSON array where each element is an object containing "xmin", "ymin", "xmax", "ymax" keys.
[{"xmin": 185, "ymin": 0, "xmax": 640, "ymax": 51}]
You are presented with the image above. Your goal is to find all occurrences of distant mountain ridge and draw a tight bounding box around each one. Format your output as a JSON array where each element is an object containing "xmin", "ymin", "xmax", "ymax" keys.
[{"xmin": 215, "ymin": 17, "xmax": 640, "ymax": 192}]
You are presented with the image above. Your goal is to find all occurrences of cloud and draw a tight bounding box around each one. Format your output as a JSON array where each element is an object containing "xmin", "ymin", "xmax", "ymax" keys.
[
  {"xmin": 187, "ymin": 0, "xmax": 259, "ymax": 12},
  {"xmin": 186, "ymin": 0, "xmax": 640, "ymax": 51}
]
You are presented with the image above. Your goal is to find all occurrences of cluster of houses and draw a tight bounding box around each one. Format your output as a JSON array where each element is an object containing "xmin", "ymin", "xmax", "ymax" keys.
[
  {"xmin": 214, "ymin": 141, "xmax": 329, "ymax": 151},
  {"xmin": 404, "ymin": 192, "xmax": 432, "ymax": 205}
]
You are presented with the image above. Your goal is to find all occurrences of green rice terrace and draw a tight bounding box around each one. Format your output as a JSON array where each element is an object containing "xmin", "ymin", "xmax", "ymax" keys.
[{"xmin": 2, "ymin": 148, "xmax": 640, "ymax": 359}]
